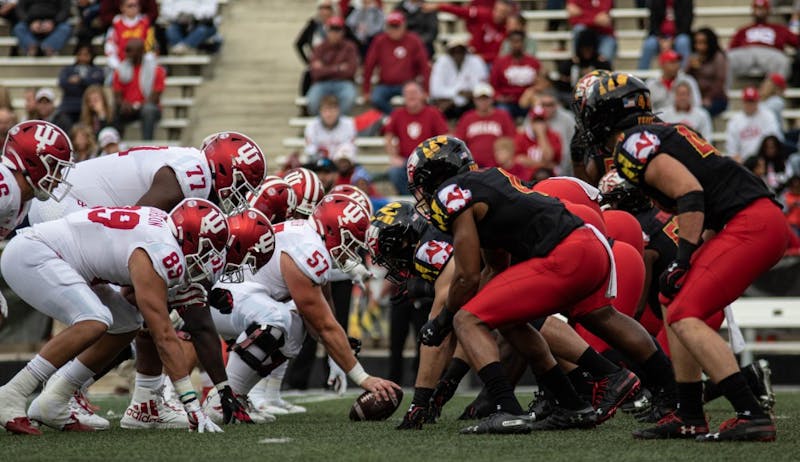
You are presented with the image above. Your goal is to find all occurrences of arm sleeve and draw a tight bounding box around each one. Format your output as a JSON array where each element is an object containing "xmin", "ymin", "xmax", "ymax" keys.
[
  {"xmin": 135, "ymin": 241, "xmax": 188, "ymax": 289},
  {"xmin": 429, "ymin": 178, "xmax": 473, "ymax": 232},
  {"xmin": 281, "ymin": 244, "xmax": 332, "ymax": 286}
]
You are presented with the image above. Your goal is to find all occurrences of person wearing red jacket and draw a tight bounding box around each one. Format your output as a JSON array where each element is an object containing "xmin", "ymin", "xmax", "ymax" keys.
[
  {"xmin": 363, "ymin": 11, "xmax": 430, "ymax": 114},
  {"xmin": 490, "ymin": 31, "xmax": 542, "ymax": 119},
  {"xmin": 455, "ymin": 82, "xmax": 516, "ymax": 168},
  {"xmin": 383, "ymin": 81, "xmax": 449, "ymax": 194},
  {"xmin": 729, "ymin": 0, "xmax": 797, "ymax": 81},
  {"xmin": 567, "ymin": 0, "xmax": 617, "ymax": 64},
  {"xmin": 306, "ymin": 16, "xmax": 360, "ymax": 116},
  {"xmin": 513, "ymin": 106, "xmax": 562, "ymax": 180},
  {"xmin": 423, "ymin": 0, "xmax": 512, "ymax": 65}
]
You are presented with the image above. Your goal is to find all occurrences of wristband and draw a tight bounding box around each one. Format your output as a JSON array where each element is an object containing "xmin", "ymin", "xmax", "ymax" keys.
[
  {"xmin": 173, "ymin": 376, "xmax": 198, "ymax": 404},
  {"xmin": 676, "ymin": 238, "xmax": 699, "ymax": 265},
  {"xmin": 214, "ymin": 380, "xmax": 229, "ymax": 392},
  {"xmin": 347, "ymin": 362, "xmax": 370, "ymax": 386}
]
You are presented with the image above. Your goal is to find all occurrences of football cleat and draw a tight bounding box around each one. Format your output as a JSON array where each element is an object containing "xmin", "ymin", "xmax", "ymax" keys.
[
  {"xmin": 0, "ymin": 384, "xmax": 41, "ymax": 435},
  {"xmin": 257, "ymin": 398, "xmax": 306, "ymax": 415},
  {"xmin": 592, "ymin": 368, "xmax": 641, "ymax": 424},
  {"xmin": 696, "ymin": 416, "xmax": 776, "ymax": 442},
  {"xmin": 28, "ymin": 387, "xmax": 94, "ymax": 432},
  {"xmin": 69, "ymin": 390, "xmax": 110, "ymax": 430},
  {"xmin": 528, "ymin": 405, "xmax": 597, "ymax": 431},
  {"xmin": 204, "ymin": 388, "xmax": 275, "ymax": 424},
  {"xmin": 632, "ymin": 412, "xmax": 709, "ymax": 439},
  {"xmin": 634, "ymin": 386, "xmax": 676, "ymax": 423},
  {"xmin": 620, "ymin": 387, "xmax": 652, "ymax": 414},
  {"xmin": 121, "ymin": 386, "xmax": 189, "ymax": 429},
  {"xmin": 430, "ymin": 379, "xmax": 459, "ymax": 418},
  {"xmin": 396, "ymin": 403, "xmax": 433, "ymax": 430},
  {"xmin": 459, "ymin": 411, "xmax": 533, "ymax": 435},
  {"xmin": 527, "ymin": 390, "xmax": 556, "ymax": 421},
  {"xmin": 748, "ymin": 359, "xmax": 775, "ymax": 412}
]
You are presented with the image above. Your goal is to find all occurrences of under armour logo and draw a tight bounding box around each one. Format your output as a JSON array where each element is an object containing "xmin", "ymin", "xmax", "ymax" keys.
[
  {"xmin": 680, "ymin": 425, "xmax": 697, "ymax": 435},
  {"xmin": 34, "ymin": 124, "xmax": 59, "ymax": 152}
]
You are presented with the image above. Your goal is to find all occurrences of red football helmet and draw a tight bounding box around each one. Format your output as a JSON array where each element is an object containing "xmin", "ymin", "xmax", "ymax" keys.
[
  {"xmin": 310, "ymin": 194, "xmax": 370, "ymax": 272},
  {"xmin": 2, "ymin": 120, "xmax": 74, "ymax": 201},
  {"xmin": 329, "ymin": 184, "xmax": 373, "ymax": 216},
  {"xmin": 201, "ymin": 131, "xmax": 267, "ymax": 213},
  {"xmin": 283, "ymin": 167, "xmax": 324, "ymax": 217},
  {"xmin": 222, "ymin": 208, "xmax": 276, "ymax": 283},
  {"xmin": 168, "ymin": 199, "xmax": 230, "ymax": 283},
  {"xmin": 247, "ymin": 175, "xmax": 297, "ymax": 223}
]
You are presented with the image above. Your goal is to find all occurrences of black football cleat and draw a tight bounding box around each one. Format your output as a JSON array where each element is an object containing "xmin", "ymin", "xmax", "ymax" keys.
[
  {"xmin": 634, "ymin": 386, "xmax": 676, "ymax": 423},
  {"xmin": 528, "ymin": 405, "xmax": 597, "ymax": 431},
  {"xmin": 396, "ymin": 404, "xmax": 431, "ymax": 430},
  {"xmin": 527, "ymin": 390, "xmax": 555, "ymax": 421},
  {"xmin": 592, "ymin": 368, "xmax": 641, "ymax": 424},
  {"xmin": 430, "ymin": 379, "xmax": 459, "ymax": 417},
  {"xmin": 633, "ymin": 412, "xmax": 708, "ymax": 439},
  {"xmin": 620, "ymin": 387, "xmax": 652, "ymax": 414},
  {"xmin": 459, "ymin": 411, "xmax": 533, "ymax": 435},
  {"xmin": 697, "ymin": 416, "xmax": 776, "ymax": 442}
]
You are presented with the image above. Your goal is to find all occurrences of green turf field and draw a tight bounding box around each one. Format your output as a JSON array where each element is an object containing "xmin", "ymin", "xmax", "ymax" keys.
[{"xmin": 1, "ymin": 391, "xmax": 798, "ymax": 461}]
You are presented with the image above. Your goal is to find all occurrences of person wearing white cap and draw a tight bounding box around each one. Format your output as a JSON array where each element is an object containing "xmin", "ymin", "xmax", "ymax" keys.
[
  {"xmin": 454, "ymin": 82, "xmax": 516, "ymax": 168},
  {"xmin": 331, "ymin": 142, "xmax": 373, "ymax": 193},
  {"xmin": 97, "ymin": 126, "xmax": 121, "ymax": 156},
  {"xmin": 32, "ymin": 88, "xmax": 58, "ymax": 124},
  {"xmin": 429, "ymin": 39, "xmax": 487, "ymax": 119}
]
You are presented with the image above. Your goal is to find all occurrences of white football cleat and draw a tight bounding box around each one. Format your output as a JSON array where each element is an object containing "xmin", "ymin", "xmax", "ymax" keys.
[
  {"xmin": 69, "ymin": 391, "xmax": 110, "ymax": 430},
  {"xmin": 203, "ymin": 387, "xmax": 275, "ymax": 425},
  {"xmin": 120, "ymin": 386, "xmax": 189, "ymax": 429},
  {"xmin": 258, "ymin": 398, "xmax": 307, "ymax": 415},
  {"xmin": 0, "ymin": 384, "xmax": 41, "ymax": 435},
  {"xmin": 28, "ymin": 377, "xmax": 94, "ymax": 432}
]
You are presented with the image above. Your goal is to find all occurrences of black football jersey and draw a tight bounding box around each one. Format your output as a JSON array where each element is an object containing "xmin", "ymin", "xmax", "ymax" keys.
[
  {"xmin": 429, "ymin": 168, "xmax": 583, "ymax": 260},
  {"xmin": 613, "ymin": 123, "xmax": 774, "ymax": 231},
  {"xmin": 636, "ymin": 206, "xmax": 679, "ymax": 317},
  {"xmin": 413, "ymin": 225, "xmax": 454, "ymax": 283}
]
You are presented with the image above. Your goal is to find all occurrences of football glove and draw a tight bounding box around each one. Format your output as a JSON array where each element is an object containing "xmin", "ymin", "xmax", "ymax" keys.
[
  {"xmin": 218, "ymin": 385, "xmax": 253, "ymax": 424},
  {"xmin": 658, "ymin": 260, "xmax": 689, "ymax": 302},
  {"xmin": 348, "ymin": 336, "xmax": 362, "ymax": 357},
  {"xmin": 184, "ymin": 399, "xmax": 223, "ymax": 433},
  {"xmin": 169, "ymin": 283, "xmax": 207, "ymax": 314},
  {"xmin": 327, "ymin": 356, "xmax": 347, "ymax": 395},
  {"xmin": 345, "ymin": 261, "xmax": 372, "ymax": 290},
  {"xmin": 419, "ymin": 309, "xmax": 454, "ymax": 347},
  {"xmin": 430, "ymin": 379, "xmax": 459, "ymax": 417},
  {"xmin": 209, "ymin": 287, "xmax": 234, "ymax": 314}
]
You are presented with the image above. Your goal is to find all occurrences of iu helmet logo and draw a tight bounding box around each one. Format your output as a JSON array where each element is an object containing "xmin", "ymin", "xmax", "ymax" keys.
[
  {"xmin": 34, "ymin": 123, "xmax": 60, "ymax": 152},
  {"xmin": 338, "ymin": 200, "xmax": 367, "ymax": 227},
  {"xmin": 236, "ymin": 142, "xmax": 262, "ymax": 166},
  {"xmin": 200, "ymin": 207, "xmax": 227, "ymax": 235}
]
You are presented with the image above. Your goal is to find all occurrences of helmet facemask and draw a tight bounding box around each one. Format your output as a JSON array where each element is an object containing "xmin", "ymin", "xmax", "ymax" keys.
[
  {"xmin": 330, "ymin": 228, "xmax": 366, "ymax": 273},
  {"xmin": 185, "ymin": 236, "xmax": 225, "ymax": 283},
  {"xmin": 220, "ymin": 251, "xmax": 257, "ymax": 283},
  {"xmin": 219, "ymin": 170, "xmax": 256, "ymax": 214},
  {"xmin": 37, "ymin": 153, "xmax": 75, "ymax": 202}
]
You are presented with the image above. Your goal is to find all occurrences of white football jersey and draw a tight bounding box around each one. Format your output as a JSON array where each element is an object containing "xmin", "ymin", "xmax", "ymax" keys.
[
  {"xmin": 0, "ymin": 163, "xmax": 30, "ymax": 239},
  {"xmin": 243, "ymin": 219, "xmax": 332, "ymax": 302},
  {"xmin": 30, "ymin": 206, "xmax": 186, "ymax": 288},
  {"xmin": 29, "ymin": 146, "xmax": 211, "ymax": 224}
]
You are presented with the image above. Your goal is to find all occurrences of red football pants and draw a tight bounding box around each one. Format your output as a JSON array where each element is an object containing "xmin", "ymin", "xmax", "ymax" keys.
[
  {"xmin": 666, "ymin": 198, "xmax": 789, "ymax": 324},
  {"xmin": 463, "ymin": 227, "xmax": 612, "ymax": 329},
  {"xmin": 575, "ymin": 240, "xmax": 645, "ymax": 353}
]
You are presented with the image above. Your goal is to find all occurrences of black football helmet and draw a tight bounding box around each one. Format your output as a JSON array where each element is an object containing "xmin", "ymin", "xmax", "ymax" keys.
[
  {"xmin": 576, "ymin": 72, "xmax": 653, "ymax": 147},
  {"xmin": 598, "ymin": 170, "xmax": 652, "ymax": 214},
  {"xmin": 406, "ymin": 136, "xmax": 476, "ymax": 217},
  {"xmin": 366, "ymin": 201, "xmax": 427, "ymax": 284}
]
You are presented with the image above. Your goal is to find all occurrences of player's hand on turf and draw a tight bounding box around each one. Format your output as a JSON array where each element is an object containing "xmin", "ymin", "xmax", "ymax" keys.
[
  {"xmin": 219, "ymin": 385, "xmax": 254, "ymax": 424},
  {"xmin": 185, "ymin": 400, "xmax": 223, "ymax": 433},
  {"xmin": 362, "ymin": 376, "xmax": 402, "ymax": 403},
  {"xmin": 209, "ymin": 287, "xmax": 234, "ymax": 314},
  {"xmin": 327, "ymin": 356, "xmax": 347, "ymax": 395},
  {"xmin": 419, "ymin": 309, "xmax": 454, "ymax": 346},
  {"xmin": 658, "ymin": 260, "xmax": 689, "ymax": 302},
  {"xmin": 396, "ymin": 403, "xmax": 430, "ymax": 430}
]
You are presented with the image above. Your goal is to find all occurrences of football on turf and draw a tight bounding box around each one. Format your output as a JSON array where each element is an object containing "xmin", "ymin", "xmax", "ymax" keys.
[{"xmin": 349, "ymin": 389, "xmax": 404, "ymax": 421}]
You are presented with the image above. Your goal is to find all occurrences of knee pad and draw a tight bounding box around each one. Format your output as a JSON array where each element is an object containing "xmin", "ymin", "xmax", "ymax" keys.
[{"xmin": 230, "ymin": 323, "xmax": 288, "ymax": 377}]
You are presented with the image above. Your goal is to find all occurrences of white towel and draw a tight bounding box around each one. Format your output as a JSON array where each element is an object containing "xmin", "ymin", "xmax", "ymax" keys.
[
  {"xmin": 725, "ymin": 305, "xmax": 746, "ymax": 354},
  {"xmin": 584, "ymin": 224, "xmax": 617, "ymax": 298}
]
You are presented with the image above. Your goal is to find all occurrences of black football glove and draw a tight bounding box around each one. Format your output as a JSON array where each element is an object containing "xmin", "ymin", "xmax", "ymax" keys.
[
  {"xmin": 396, "ymin": 403, "xmax": 431, "ymax": 430},
  {"xmin": 658, "ymin": 260, "xmax": 689, "ymax": 302},
  {"xmin": 348, "ymin": 336, "xmax": 362, "ymax": 357},
  {"xmin": 430, "ymin": 379, "xmax": 459, "ymax": 417},
  {"xmin": 209, "ymin": 288, "xmax": 234, "ymax": 314},
  {"xmin": 218, "ymin": 385, "xmax": 254, "ymax": 425},
  {"xmin": 419, "ymin": 309, "xmax": 454, "ymax": 347}
]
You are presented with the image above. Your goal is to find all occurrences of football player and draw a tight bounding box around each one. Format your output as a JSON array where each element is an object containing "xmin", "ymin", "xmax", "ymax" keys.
[
  {"xmin": 0, "ymin": 200, "xmax": 227, "ymax": 434},
  {"xmin": 205, "ymin": 194, "xmax": 399, "ymax": 421},
  {"xmin": 578, "ymin": 71, "xmax": 787, "ymax": 441},
  {"xmin": 26, "ymin": 132, "xmax": 267, "ymax": 429}
]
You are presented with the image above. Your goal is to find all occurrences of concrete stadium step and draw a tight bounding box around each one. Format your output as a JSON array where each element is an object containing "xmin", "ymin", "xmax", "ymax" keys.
[
  {"xmin": 0, "ymin": 55, "xmax": 212, "ymax": 78},
  {"xmin": 10, "ymin": 96, "xmax": 194, "ymax": 120},
  {"xmin": 0, "ymin": 76, "xmax": 204, "ymax": 98}
]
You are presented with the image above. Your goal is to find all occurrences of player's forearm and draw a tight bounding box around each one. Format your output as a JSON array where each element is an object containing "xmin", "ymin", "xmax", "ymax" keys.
[
  {"xmin": 150, "ymin": 326, "xmax": 192, "ymax": 381},
  {"xmin": 317, "ymin": 320, "xmax": 357, "ymax": 372},
  {"xmin": 676, "ymin": 211, "xmax": 704, "ymax": 245}
]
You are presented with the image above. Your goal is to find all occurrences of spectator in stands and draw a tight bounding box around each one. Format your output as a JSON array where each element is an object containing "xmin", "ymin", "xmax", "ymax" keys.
[
  {"xmin": 75, "ymin": 0, "xmax": 102, "ymax": 44},
  {"xmin": 554, "ymin": 28, "xmax": 611, "ymax": 101},
  {"xmin": 659, "ymin": 81, "xmax": 713, "ymax": 141},
  {"xmin": 686, "ymin": 27, "xmax": 728, "ymax": 117},
  {"xmin": 80, "ymin": 84, "xmax": 112, "ymax": 135},
  {"xmin": 383, "ymin": 81, "xmax": 448, "ymax": 194},
  {"xmin": 346, "ymin": 0, "xmax": 383, "ymax": 56},
  {"xmin": 491, "ymin": 30, "xmax": 543, "ymax": 119},
  {"xmin": 423, "ymin": 0, "xmax": 512, "ymax": 65},
  {"xmin": 784, "ymin": 175, "xmax": 800, "ymax": 236},
  {"xmin": 97, "ymin": 125, "xmax": 121, "ymax": 155},
  {"xmin": 0, "ymin": 0, "xmax": 17, "ymax": 28},
  {"xmin": 394, "ymin": 0, "xmax": 438, "ymax": 58},
  {"xmin": 332, "ymin": 143, "xmax": 374, "ymax": 195},
  {"xmin": 500, "ymin": 13, "xmax": 537, "ymax": 56},
  {"xmin": 566, "ymin": 0, "xmax": 616, "ymax": 64},
  {"xmin": 363, "ymin": 11, "xmax": 429, "ymax": 115},
  {"xmin": 0, "ymin": 108, "xmax": 18, "ymax": 140},
  {"xmin": 520, "ymin": 89, "xmax": 575, "ymax": 175},
  {"xmin": 99, "ymin": 0, "xmax": 158, "ymax": 30},
  {"xmin": 105, "ymin": 0, "xmax": 157, "ymax": 71},
  {"xmin": 758, "ymin": 135, "xmax": 794, "ymax": 191},
  {"xmin": 725, "ymin": 86, "xmax": 783, "ymax": 162},
  {"xmin": 112, "ymin": 38, "xmax": 165, "ymax": 140},
  {"xmin": 514, "ymin": 105, "xmax": 562, "ymax": 180},
  {"xmin": 308, "ymin": 156, "xmax": 338, "ymax": 191},
  {"xmin": 304, "ymin": 95, "xmax": 356, "ymax": 161},
  {"xmin": 32, "ymin": 87, "xmax": 58, "ymax": 123},
  {"xmin": 306, "ymin": 16, "xmax": 359, "ymax": 116},
  {"xmin": 646, "ymin": 49, "xmax": 702, "ymax": 113},
  {"xmin": 729, "ymin": 0, "xmax": 797, "ymax": 81},
  {"xmin": 429, "ymin": 39, "xmax": 488, "ymax": 119},
  {"xmin": 13, "ymin": 0, "xmax": 73, "ymax": 56},
  {"xmin": 0, "ymin": 85, "xmax": 13, "ymax": 110},
  {"xmin": 70, "ymin": 123, "xmax": 99, "ymax": 162},
  {"xmin": 638, "ymin": 0, "xmax": 693, "ymax": 70},
  {"xmin": 493, "ymin": 136, "xmax": 527, "ymax": 179},
  {"xmin": 161, "ymin": 0, "xmax": 219, "ymax": 55},
  {"xmin": 760, "ymin": 72, "xmax": 787, "ymax": 131},
  {"xmin": 454, "ymin": 82, "xmax": 516, "ymax": 168},
  {"xmin": 57, "ymin": 44, "xmax": 106, "ymax": 130}
]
